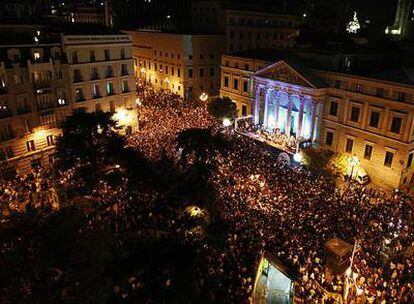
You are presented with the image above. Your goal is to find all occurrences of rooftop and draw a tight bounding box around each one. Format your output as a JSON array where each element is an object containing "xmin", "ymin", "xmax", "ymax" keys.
[{"xmin": 226, "ymin": 45, "xmax": 413, "ymax": 86}]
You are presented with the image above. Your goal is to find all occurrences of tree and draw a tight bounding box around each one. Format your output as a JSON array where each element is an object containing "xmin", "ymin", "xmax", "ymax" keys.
[
  {"xmin": 301, "ymin": 147, "xmax": 339, "ymax": 179},
  {"xmin": 207, "ymin": 97, "xmax": 237, "ymax": 120},
  {"xmin": 55, "ymin": 109, "xmax": 125, "ymax": 191}
]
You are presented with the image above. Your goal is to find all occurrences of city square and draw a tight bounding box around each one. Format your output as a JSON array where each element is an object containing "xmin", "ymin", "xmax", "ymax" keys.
[{"xmin": 1, "ymin": 0, "xmax": 414, "ymax": 303}]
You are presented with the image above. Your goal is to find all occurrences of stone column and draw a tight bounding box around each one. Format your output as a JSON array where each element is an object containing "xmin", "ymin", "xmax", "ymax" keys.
[
  {"xmin": 310, "ymin": 100, "xmax": 318, "ymax": 143},
  {"xmin": 263, "ymin": 87, "xmax": 270, "ymax": 128},
  {"xmin": 297, "ymin": 96, "xmax": 305, "ymax": 139},
  {"xmin": 274, "ymin": 91, "xmax": 280, "ymax": 129},
  {"xmin": 254, "ymin": 85, "xmax": 261, "ymax": 125},
  {"xmin": 285, "ymin": 94, "xmax": 293, "ymax": 136}
]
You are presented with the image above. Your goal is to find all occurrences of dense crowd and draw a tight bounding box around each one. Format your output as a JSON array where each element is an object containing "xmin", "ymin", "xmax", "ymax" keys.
[
  {"xmin": 128, "ymin": 88, "xmax": 213, "ymax": 160},
  {"xmin": 1, "ymin": 86, "xmax": 414, "ymax": 303},
  {"xmin": 128, "ymin": 89, "xmax": 414, "ymax": 303},
  {"xmin": 0, "ymin": 169, "xmax": 59, "ymax": 217}
]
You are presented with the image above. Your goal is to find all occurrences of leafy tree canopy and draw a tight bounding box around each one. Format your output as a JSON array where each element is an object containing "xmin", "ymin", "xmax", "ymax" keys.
[{"xmin": 207, "ymin": 97, "xmax": 237, "ymax": 120}]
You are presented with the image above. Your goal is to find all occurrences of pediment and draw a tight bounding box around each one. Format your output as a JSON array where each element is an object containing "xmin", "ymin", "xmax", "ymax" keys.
[{"xmin": 255, "ymin": 61, "xmax": 316, "ymax": 88}]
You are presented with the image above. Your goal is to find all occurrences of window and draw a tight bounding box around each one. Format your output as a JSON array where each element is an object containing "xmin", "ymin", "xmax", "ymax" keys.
[
  {"xmin": 93, "ymin": 84, "xmax": 100, "ymax": 98},
  {"xmin": 26, "ymin": 140, "xmax": 35, "ymax": 152},
  {"xmin": 407, "ymin": 153, "xmax": 413, "ymax": 168},
  {"xmin": 199, "ymin": 68, "xmax": 204, "ymax": 77},
  {"xmin": 233, "ymin": 78, "xmax": 239, "ymax": 90},
  {"xmin": 122, "ymin": 80, "xmax": 129, "ymax": 93},
  {"xmin": 225, "ymin": 61, "xmax": 229, "ymax": 67},
  {"xmin": 356, "ymin": 84, "xmax": 363, "ymax": 92},
  {"xmin": 350, "ymin": 107, "xmax": 360, "ymax": 122},
  {"xmin": 242, "ymin": 105, "xmax": 247, "ymax": 116},
  {"xmin": 200, "ymin": 55, "xmax": 204, "ymax": 60},
  {"xmin": 0, "ymin": 149, "xmax": 5, "ymax": 161},
  {"xmin": 189, "ymin": 69, "xmax": 193, "ymax": 78},
  {"xmin": 165, "ymin": 66, "xmax": 168, "ymax": 74},
  {"xmin": 73, "ymin": 69, "xmax": 83, "ymax": 82},
  {"xmin": 120, "ymin": 48, "xmax": 125, "ymax": 59},
  {"xmin": 104, "ymin": 49, "xmax": 111, "ymax": 61},
  {"xmin": 369, "ymin": 111, "xmax": 380, "ymax": 128},
  {"xmin": 71, "ymin": 51, "xmax": 78, "ymax": 64},
  {"xmin": 397, "ymin": 92, "xmax": 405, "ymax": 102},
  {"xmin": 384, "ymin": 151, "xmax": 394, "ymax": 167},
  {"xmin": 345, "ymin": 139, "xmax": 354, "ymax": 153},
  {"xmin": 243, "ymin": 80, "xmax": 248, "ymax": 93},
  {"xmin": 189, "ymin": 55, "xmax": 193, "ymax": 60},
  {"xmin": 105, "ymin": 66, "xmax": 114, "ymax": 78},
  {"xmin": 107, "ymin": 82, "xmax": 115, "ymax": 95},
  {"xmin": 390, "ymin": 117, "xmax": 402, "ymax": 134},
  {"xmin": 329, "ymin": 101, "xmax": 338, "ymax": 116},
  {"xmin": 334, "ymin": 80, "xmax": 341, "ymax": 88},
  {"xmin": 46, "ymin": 135, "xmax": 54, "ymax": 146},
  {"xmin": 376, "ymin": 88, "xmax": 384, "ymax": 97},
  {"xmin": 177, "ymin": 68, "xmax": 181, "ymax": 77},
  {"xmin": 91, "ymin": 67, "xmax": 99, "ymax": 80},
  {"xmin": 224, "ymin": 76, "xmax": 229, "ymax": 87},
  {"xmin": 121, "ymin": 64, "xmax": 128, "ymax": 75},
  {"xmin": 364, "ymin": 145, "xmax": 373, "ymax": 160},
  {"xmin": 171, "ymin": 67, "xmax": 175, "ymax": 76},
  {"xmin": 325, "ymin": 131, "xmax": 334, "ymax": 146},
  {"xmin": 90, "ymin": 50, "xmax": 95, "ymax": 62},
  {"xmin": 5, "ymin": 147, "xmax": 13, "ymax": 158},
  {"xmin": 75, "ymin": 88, "xmax": 84, "ymax": 102},
  {"xmin": 210, "ymin": 67, "xmax": 214, "ymax": 77}
]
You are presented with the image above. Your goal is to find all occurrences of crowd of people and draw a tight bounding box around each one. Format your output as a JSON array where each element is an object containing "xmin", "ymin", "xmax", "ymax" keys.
[
  {"xmin": 0, "ymin": 168, "xmax": 59, "ymax": 217},
  {"xmin": 128, "ymin": 88, "xmax": 213, "ymax": 160},
  {"xmin": 1, "ymin": 85, "xmax": 414, "ymax": 303},
  {"xmin": 127, "ymin": 88, "xmax": 414, "ymax": 303}
]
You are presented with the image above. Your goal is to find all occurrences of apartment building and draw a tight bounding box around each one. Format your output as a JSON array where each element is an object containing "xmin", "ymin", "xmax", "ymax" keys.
[
  {"xmin": 128, "ymin": 30, "xmax": 225, "ymax": 101},
  {"xmin": 191, "ymin": 1, "xmax": 298, "ymax": 52},
  {"xmin": 0, "ymin": 25, "xmax": 136, "ymax": 177},
  {"xmin": 225, "ymin": 9, "xmax": 298, "ymax": 53},
  {"xmin": 220, "ymin": 48, "xmax": 414, "ymax": 189}
]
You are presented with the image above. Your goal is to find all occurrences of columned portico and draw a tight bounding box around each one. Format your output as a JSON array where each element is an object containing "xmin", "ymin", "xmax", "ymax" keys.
[{"xmin": 253, "ymin": 86, "xmax": 318, "ymax": 142}]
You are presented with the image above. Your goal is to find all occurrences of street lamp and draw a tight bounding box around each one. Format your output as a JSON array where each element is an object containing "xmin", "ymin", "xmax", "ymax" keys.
[
  {"xmin": 223, "ymin": 118, "xmax": 232, "ymax": 127},
  {"xmin": 199, "ymin": 92, "xmax": 209, "ymax": 102}
]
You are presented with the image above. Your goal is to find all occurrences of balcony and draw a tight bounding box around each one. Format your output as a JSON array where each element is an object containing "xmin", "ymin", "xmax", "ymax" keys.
[
  {"xmin": 17, "ymin": 106, "xmax": 32, "ymax": 115},
  {"xmin": 73, "ymin": 76, "xmax": 84, "ymax": 83},
  {"xmin": 0, "ymin": 87, "xmax": 7, "ymax": 95},
  {"xmin": 91, "ymin": 74, "xmax": 100, "ymax": 81},
  {"xmin": 121, "ymin": 69, "xmax": 129, "ymax": 76},
  {"xmin": 0, "ymin": 109, "xmax": 13, "ymax": 119},
  {"xmin": 107, "ymin": 90, "xmax": 116, "ymax": 96},
  {"xmin": 37, "ymin": 102, "xmax": 54, "ymax": 111},
  {"xmin": 33, "ymin": 80, "xmax": 52, "ymax": 90},
  {"xmin": 76, "ymin": 96, "xmax": 86, "ymax": 102},
  {"xmin": 105, "ymin": 72, "xmax": 114, "ymax": 78},
  {"xmin": 122, "ymin": 88, "xmax": 130, "ymax": 94},
  {"xmin": 93, "ymin": 94, "xmax": 102, "ymax": 99}
]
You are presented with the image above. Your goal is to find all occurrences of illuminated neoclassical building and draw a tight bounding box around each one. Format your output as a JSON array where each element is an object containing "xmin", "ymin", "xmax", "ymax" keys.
[
  {"xmin": 252, "ymin": 61, "xmax": 323, "ymax": 143},
  {"xmin": 221, "ymin": 48, "xmax": 414, "ymax": 189}
]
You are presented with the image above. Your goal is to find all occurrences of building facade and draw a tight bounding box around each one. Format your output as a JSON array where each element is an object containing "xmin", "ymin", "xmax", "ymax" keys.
[
  {"xmin": 0, "ymin": 27, "xmax": 136, "ymax": 177},
  {"xmin": 225, "ymin": 9, "xmax": 298, "ymax": 53},
  {"xmin": 128, "ymin": 30, "xmax": 225, "ymax": 101},
  {"xmin": 220, "ymin": 50, "xmax": 414, "ymax": 189}
]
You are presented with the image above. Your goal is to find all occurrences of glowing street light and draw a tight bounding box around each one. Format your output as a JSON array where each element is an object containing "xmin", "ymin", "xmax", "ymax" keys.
[
  {"xmin": 293, "ymin": 152, "xmax": 303, "ymax": 163},
  {"xmin": 135, "ymin": 97, "xmax": 142, "ymax": 107},
  {"xmin": 199, "ymin": 92, "xmax": 209, "ymax": 102},
  {"xmin": 222, "ymin": 118, "xmax": 232, "ymax": 127}
]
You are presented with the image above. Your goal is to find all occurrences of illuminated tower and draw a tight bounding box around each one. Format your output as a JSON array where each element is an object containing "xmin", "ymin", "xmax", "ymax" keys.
[{"xmin": 386, "ymin": 0, "xmax": 414, "ymax": 39}]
